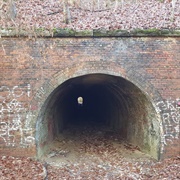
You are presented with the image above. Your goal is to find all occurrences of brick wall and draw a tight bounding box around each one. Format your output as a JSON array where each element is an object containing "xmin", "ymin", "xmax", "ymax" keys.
[{"xmin": 0, "ymin": 37, "xmax": 179, "ymax": 159}]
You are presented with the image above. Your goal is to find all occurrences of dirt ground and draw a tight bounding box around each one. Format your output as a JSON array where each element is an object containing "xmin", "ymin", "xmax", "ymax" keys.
[{"xmin": 0, "ymin": 123, "xmax": 180, "ymax": 179}]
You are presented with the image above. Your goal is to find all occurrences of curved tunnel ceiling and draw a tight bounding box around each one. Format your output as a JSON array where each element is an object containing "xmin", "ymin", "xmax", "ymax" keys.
[{"xmin": 37, "ymin": 73, "xmax": 160, "ymax": 159}]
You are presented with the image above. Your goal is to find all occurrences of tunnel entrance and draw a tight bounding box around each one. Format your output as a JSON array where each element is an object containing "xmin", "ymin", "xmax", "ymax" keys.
[{"xmin": 36, "ymin": 74, "xmax": 160, "ymax": 163}]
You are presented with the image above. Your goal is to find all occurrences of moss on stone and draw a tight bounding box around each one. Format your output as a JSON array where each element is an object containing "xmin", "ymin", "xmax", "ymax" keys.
[
  {"xmin": 93, "ymin": 29, "xmax": 130, "ymax": 37},
  {"xmin": 93, "ymin": 29, "xmax": 108, "ymax": 36},
  {"xmin": 0, "ymin": 27, "xmax": 180, "ymax": 37},
  {"xmin": 93, "ymin": 28, "xmax": 180, "ymax": 37},
  {"xmin": 53, "ymin": 28, "xmax": 75, "ymax": 37},
  {"xmin": 107, "ymin": 30, "xmax": 130, "ymax": 36},
  {"xmin": 131, "ymin": 28, "xmax": 165, "ymax": 36},
  {"xmin": 75, "ymin": 30, "xmax": 93, "ymax": 37},
  {"xmin": 132, "ymin": 28, "xmax": 180, "ymax": 36}
]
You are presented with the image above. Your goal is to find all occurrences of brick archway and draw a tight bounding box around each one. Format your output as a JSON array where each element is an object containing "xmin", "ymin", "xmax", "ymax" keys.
[{"xmin": 33, "ymin": 61, "xmax": 163, "ymax": 159}]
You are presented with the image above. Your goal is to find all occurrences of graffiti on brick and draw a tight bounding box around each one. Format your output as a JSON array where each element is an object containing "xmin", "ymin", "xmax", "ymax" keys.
[
  {"xmin": 0, "ymin": 85, "xmax": 35, "ymax": 147},
  {"xmin": 35, "ymin": 81, "xmax": 55, "ymax": 101},
  {"xmin": 156, "ymin": 98, "xmax": 180, "ymax": 153},
  {"xmin": 35, "ymin": 86, "xmax": 46, "ymax": 100}
]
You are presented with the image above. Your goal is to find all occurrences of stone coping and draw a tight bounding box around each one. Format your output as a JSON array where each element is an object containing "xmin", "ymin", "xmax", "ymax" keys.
[{"xmin": 0, "ymin": 28, "xmax": 180, "ymax": 37}]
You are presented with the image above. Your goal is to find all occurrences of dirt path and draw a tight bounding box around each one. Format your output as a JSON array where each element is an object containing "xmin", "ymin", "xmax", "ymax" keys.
[{"xmin": 42, "ymin": 123, "xmax": 153, "ymax": 167}]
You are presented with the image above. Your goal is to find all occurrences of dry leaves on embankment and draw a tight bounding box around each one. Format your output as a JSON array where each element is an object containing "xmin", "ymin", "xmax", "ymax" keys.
[
  {"xmin": 0, "ymin": 156, "xmax": 46, "ymax": 180},
  {"xmin": 0, "ymin": 0, "xmax": 180, "ymax": 31},
  {"xmin": 0, "ymin": 156, "xmax": 179, "ymax": 179}
]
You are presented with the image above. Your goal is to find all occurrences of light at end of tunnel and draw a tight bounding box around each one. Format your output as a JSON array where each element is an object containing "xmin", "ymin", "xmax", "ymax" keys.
[
  {"xmin": 177, "ymin": 100, "xmax": 180, "ymax": 107},
  {"xmin": 77, "ymin": 96, "xmax": 83, "ymax": 106}
]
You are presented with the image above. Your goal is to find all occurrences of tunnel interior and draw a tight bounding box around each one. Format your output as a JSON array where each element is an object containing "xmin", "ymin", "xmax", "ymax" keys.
[{"xmin": 37, "ymin": 74, "xmax": 160, "ymax": 159}]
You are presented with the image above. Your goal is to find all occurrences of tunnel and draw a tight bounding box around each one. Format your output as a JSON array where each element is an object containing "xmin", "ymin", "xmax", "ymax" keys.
[{"xmin": 36, "ymin": 74, "xmax": 160, "ymax": 160}]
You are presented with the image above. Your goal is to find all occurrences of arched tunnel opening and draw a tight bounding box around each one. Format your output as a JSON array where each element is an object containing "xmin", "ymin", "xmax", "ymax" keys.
[{"xmin": 36, "ymin": 74, "xmax": 160, "ymax": 162}]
